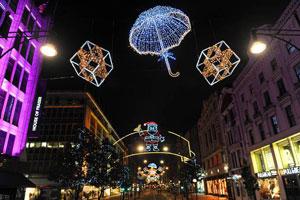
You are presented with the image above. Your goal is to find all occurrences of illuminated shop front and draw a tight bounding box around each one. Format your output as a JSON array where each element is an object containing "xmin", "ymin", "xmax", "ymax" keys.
[
  {"xmin": 251, "ymin": 132, "xmax": 300, "ymax": 200},
  {"xmin": 206, "ymin": 177, "xmax": 228, "ymax": 196},
  {"xmin": 273, "ymin": 133, "xmax": 300, "ymax": 200},
  {"xmin": 251, "ymin": 145, "xmax": 280, "ymax": 199}
]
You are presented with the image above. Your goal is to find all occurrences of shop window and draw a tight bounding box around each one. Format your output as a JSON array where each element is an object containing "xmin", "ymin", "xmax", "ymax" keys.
[
  {"xmin": 291, "ymin": 136, "xmax": 300, "ymax": 165},
  {"xmin": 276, "ymin": 79, "xmax": 287, "ymax": 96},
  {"xmin": 5, "ymin": 58, "xmax": 15, "ymax": 81},
  {"xmin": 254, "ymin": 152, "xmax": 266, "ymax": 172},
  {"xmin": 0, "ymin": 130, "xmax": 6, "ymax": 153},
  {"xmin": 294, "ymin": 63, "xmax": 300, "ymax": 82},
  {"xmin": 277, "ymin": 141, "xmax": 295, "ymax": 168},
  {"xmin": 20, "ymin": 71, "xmax": 28, "ymax": 93},
  {"xmin": 5, "ymin": 134, "xmax": 15, "ymax": 155},
  {"xmin": 0, "ymin": 12, "xmax": 12, "ymax": 38},
  {"xmin": 3, "ymin": 95, "xmax": 15, "ymax": 122},
  {"xmin": 285, "ymin": 105, "xmax": 296, "ymax": 127},
  {"xmin": 258, "ymin": 178, "xmax": 280, "ymax": 200},
  {"xmin": 12, "ymin": 100, "xmax": 22, "ymax": 126},
  {"xmin": 12, "ymin": 64, "xmax": 22, "ymax": 87},
  {"xmin": 0, "ymin": 89, "xmax": 6, "ymax": 115},
  {"xmin": 270, "ymin": 115, "xmax": 280, "ymax": 134},
  {"xmin": 264, "ymin": 147, "xmax": 275, "ymax": 170}
]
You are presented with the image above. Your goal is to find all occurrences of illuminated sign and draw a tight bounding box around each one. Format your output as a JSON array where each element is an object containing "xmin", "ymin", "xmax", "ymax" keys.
[
  {"xmin": 280, "ymin": 166, "xmax": 300, "ymax": 175},
  {"xmin": 32, "ymin": 96, "xmax": 42, "ymax": 131},
  {"xmin": 256, "ymin": 170, "xmax": 277, "ymax": 178}
]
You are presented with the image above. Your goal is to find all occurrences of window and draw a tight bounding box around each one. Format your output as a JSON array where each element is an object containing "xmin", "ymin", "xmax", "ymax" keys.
[
  {"xmin": 249, "ymin": 130, "xmax": 254, "ymax": 145},
  {"xmin": 241, "ymin": 94, "xmax": 244, "ymax": 102},
  {"xmin": 253, "ymin": 101, "xmax": 259, "ymax": 114},
  {"xmin": 286, "ymin": 40, "xmax": 297, "ymax": 54},
  {"xmin": 12, "ymin": 64, "xmax": 22, "ymax": 87},
  {"xmin": 27, "ymin": 44, "xmax": 35, "ymax": 64},
  {"xmin": 5, "ymin": 58, "xmax": 15, "ymax": 81},
  {"xmin": 295, "ymin": 11, "xmax": 300, "ymax": 26},
  {"xmin": 8, "ymin": 0, "xmax": 19, "ymax": 12},
  {"xmin": 13, "ymin": 29, "xmax": 22, "ymax": 51},
  {"xmin": 20, "ymin": 37, "xmax": 29, "ymax": 58},
  {"xmin": 5, "ymin": 134, "xmax": 15, "ymax": 155},
  {"xmin": 263, "ymin": 91, "xmax": 272, "ymax": 106},
  {"xmin": 4, "ymin": 95, "xmax": 15, "ymax": 122},
  {"xmin": 270, "ymin": 59, "xmax": 277, "ymax": 71},
  {"xmin": 0, "ymin": 12, "xmax": 12, "ymax": 38},
  {"xmin": 0, "ymin": 131, "xmax": 7, "ymax": 153},
  {"xmin": 12, "ymin": 100, "xmax": 22, "ymax": 126},
  {"xmin": 294, "ymin": 63, "xmax": 300, "ymax": 82},
  {"xmin": 0, "ymin": 89, "xmax": 6, "ymax": 115},
  {"xmin": 244, "ymin": 109, "xmax": 250, "ymax": 121},
  {"xmin": 270, "ymin": 115, "xmax": 280, "ymax": 134},
  {"xmin": 258, "ymin": 123, "xmax": 265, "ymax": 140},
  {"xmin": 21, "ymin": 8, "xmax": 29, "ymax": 25},
  {"xmin": 285, "ymin": 105, "xmax": 296, "ymax": 127},
  {"xmin": 27, "ymin": 15, "xmax": 34, "ymax": 32},
  {"xmin": 20, "ymin": 71, "xmax": 28, "ymax": 93},
  {"xmin": 276, "ymin": 79, "xmax": 287, "ymax": 96},
  {"xmin": 259, "ymin": 72, "xmax": 265, "ymax": 83}
]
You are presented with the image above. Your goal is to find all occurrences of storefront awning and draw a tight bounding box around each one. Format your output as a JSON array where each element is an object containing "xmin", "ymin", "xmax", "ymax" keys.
[{"xmin": 0, "ymin": 171, "xmax": 35, "ymax": 188}]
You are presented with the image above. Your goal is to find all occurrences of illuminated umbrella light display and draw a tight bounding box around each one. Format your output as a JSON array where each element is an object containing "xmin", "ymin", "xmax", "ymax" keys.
[
  {"xmin": 129, "ymin": 5, "xmax": 191, "ymax": 77},
  {"xmin": 70, "ymin": 41, "xmax": 113, "ymax": 87},
  {"xmin": 196, "ymin": 40, "xmax": 241, "ymax": 86}
]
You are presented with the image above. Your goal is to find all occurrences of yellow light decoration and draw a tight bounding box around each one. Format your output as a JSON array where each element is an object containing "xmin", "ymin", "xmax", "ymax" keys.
[{"xmin": 196, "ymin": 41, "xmax": 240, "ymax": 86}]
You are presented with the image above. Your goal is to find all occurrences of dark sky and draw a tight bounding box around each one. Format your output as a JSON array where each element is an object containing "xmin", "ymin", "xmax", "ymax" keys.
[{"xmin": 42, "ymin": 0, "xmax": 289, "ymax": 136}]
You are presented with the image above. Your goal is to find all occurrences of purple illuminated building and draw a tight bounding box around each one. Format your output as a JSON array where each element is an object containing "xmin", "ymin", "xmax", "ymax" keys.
[{"xmin": 0, "ymin": 0, "xmax": 49, "ymax": 156}]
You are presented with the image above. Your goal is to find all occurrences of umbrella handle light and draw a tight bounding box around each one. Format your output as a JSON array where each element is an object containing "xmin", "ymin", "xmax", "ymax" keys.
[{"xmin": 164, "ymin": 56, "xmax": 180, "ymax": 77}]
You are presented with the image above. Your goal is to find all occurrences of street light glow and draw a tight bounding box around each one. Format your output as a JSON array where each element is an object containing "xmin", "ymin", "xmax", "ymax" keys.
[
  {"xmin": 40, "ymin": 43, "xmax": 57, "ymax": 57},
  {"xmin": 137, "ymin": 145, "xmax": 144, "ymax": 152},
  {"xmin": 250, "ymin": 41, "xmax": 267, "ymax": 54},
  {"xmin": 160, "ymin": 160, "xmax": 164, "ymax": 164},
  {"xmin": 163, "ymin": 146, "xmax": 169, "ymax": 151},
  {"xmin": 143, "ymin": 159, "xmax": 148, "ymax": 164}
]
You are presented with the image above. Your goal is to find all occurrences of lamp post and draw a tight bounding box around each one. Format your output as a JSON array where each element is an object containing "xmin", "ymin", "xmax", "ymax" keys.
[
  {"xmin": 0, "ymin": 30, "xmax": 57, "ymax": 58},
  {"xmin": 249, "ymin": 28, "xmax": 300, "ymax": 54}
]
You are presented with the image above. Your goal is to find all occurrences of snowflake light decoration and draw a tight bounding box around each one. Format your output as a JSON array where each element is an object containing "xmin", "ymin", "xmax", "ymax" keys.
[
  {"xmin": 70, "ymin": 41, "xmax": 113, "ymax": 87},
  {"xmin": 196, "ymin": 41, "xmax": 240, "ymax": 86},
  {"xmin": 129, "ymin": 6, "xmax": 191, "ymax": 77}
]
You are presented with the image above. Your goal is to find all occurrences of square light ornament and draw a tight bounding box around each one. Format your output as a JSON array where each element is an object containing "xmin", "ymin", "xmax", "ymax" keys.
[
  {"xmin": 196, "ymin": 41, "xmax": 240, "ymax": 86},
  {"xmin": 70, "ymin": 41, "xmax": 113, "ymax": 87}
]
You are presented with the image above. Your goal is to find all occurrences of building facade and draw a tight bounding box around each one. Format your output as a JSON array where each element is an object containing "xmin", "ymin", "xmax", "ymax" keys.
[
  {"xmin": 231, "ymin": 1, "xmax": 300, "ymax": 199},
  {"xmin": 25, "ymin": 90, "xmax": 127, "ymax": 198},
  {"xmin": 0, "ymin": 0, "xmax": 49, "ymax": 156},
  {"xmin": 219, "ymin": 88, "xmax": 248, "ymax": 200},
  {"xmin": 198, "ymin": 93, "xmax": 231, "ymax": 199}
]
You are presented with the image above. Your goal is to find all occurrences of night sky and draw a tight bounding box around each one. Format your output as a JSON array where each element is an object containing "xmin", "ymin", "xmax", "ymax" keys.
[{"xmin": 42, "ymin": 0, "xmax": 289, "ymax": 137}]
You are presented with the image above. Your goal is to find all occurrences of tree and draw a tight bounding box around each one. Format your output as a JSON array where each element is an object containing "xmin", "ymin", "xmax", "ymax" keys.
[
  {"xmin": 241, "ymin": 165, "xmax": 258, "ymax": 200},
  {"xmin": 49, "ymin": 128, "xmax": 97, "ymax": 200}
]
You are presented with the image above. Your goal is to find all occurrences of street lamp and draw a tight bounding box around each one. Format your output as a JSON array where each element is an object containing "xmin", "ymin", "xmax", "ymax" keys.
[
  {"xmin": 40, "ymin": 43, "xmax": 57, "ymax": 57},
  {"xmin": 249, "ymin": 28, "xmax": 300, "ymax": 55},
  {"xmin": 143, "ymin": 159, "xmax": 148, "ymax": 164},
  {"xmin": 160, "ymin": 160, "xmax": 164, "ymax": 164},
  {"xmin": 162, "ymin": 146, "xmax": 169, "ymax": 152},
  {"xmin": 137, "ymin": 145, "xmax": 144, "ymax": 152}
]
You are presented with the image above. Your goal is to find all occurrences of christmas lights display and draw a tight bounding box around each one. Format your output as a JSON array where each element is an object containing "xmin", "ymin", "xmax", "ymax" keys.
[
  {"xmin": 129, "ymin": 6, "xmax": 191, "ymax": 77},
  {"xmin": 70, "ymin": 41, "xmax": 113, "ymax": 87},
  {"xmin": 139, "ymin": 122, "xmax": 165, "ymax": 151},
  {"xmin": 196, "ymin": 41, "xmax": 240, "ymax": 86},
  {"xmin": 137, "ymin": 163, "xmax": 165, "ymax": 183}
]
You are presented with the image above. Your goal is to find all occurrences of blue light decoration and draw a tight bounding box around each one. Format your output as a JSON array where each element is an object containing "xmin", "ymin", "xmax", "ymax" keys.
[{"xmin": 129, "ymin": 6, "xmax": 191, "ymax": 77}]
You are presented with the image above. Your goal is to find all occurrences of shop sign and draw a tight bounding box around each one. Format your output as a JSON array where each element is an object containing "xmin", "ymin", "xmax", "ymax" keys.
[
  {"xmin": 257, "ymin": 170, "xmax": 277, "ymax": 178},
  {"xmin": 280, "ymin": 166, "xmax": 300, "ymax": 175}
]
